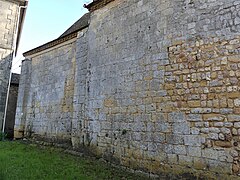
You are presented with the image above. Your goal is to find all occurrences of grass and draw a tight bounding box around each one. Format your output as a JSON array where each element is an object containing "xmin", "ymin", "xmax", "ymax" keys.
[{"xmin": 0, "ymin": 141, "xmax": 145, "ymax": 180}]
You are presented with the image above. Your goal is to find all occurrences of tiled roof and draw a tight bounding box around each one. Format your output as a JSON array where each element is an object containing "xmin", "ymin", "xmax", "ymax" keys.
[
  {"xmin": 60, "ymin": 13, "xmax": 90, "ymax": 38},
  {"xmin": 23, "ymin": 13, "xmax": 90, "ymax": 57}
]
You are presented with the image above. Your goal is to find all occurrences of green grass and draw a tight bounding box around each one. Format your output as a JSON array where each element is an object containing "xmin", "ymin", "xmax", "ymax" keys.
[{"xmin": 0, "ymin": 141, "xmax": 145, "ymax": 180}]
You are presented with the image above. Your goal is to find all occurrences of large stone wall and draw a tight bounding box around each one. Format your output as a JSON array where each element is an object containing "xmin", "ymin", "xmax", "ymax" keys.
[
  {"xmin": 15, "ymin": 40, "xmax": 77, "ymax": 143},
  {"xmin": 0, "ymin": 0, "xmax": 20, "ymax": 130},
  {"xmin": 16, "ymin": 0, "xmax": 240, "ymax": 178},
  {"xmin": 75, "ymin": 0, "xmax": 240, "ymax": 177}
]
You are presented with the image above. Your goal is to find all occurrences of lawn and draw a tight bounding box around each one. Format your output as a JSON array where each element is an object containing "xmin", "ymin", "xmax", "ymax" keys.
[{"xmin": 0, "ymin": 141, "xmax": 145, "ymax": 180}]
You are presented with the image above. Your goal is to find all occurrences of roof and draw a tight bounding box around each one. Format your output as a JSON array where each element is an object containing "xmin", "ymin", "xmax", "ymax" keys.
[
  {"xmin": 10, "ymin": 0, "xmax": 26, "ymax": 6},
  {"xmin": 60, "ymin": 13, "xmax": 90, "ymax": 38},
  {"xmin": 23, "ymin": 13, "xmax": 90, "ymax": 57},
  {"xmin": 84, "ymin": 0, "xmax": 115, "ymax": 12}
]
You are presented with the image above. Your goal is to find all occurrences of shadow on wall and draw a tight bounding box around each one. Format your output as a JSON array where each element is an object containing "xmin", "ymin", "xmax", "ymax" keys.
[
  {"xmin": 4, "ymin": 73, "xmax": 20, "ymax": 139},
  {"xmin": 0, "ymin": 53, "xmax": 13, "ymax": 132}
]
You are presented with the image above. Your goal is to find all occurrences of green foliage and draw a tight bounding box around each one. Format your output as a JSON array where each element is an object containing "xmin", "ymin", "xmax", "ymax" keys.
[
  {"xmin": 0, "ymin": 141, "xmax": 146, "ymax": 180},
  {"xmin": 0, "ymin": 132, "xmax": 7, "ymax": 141}
]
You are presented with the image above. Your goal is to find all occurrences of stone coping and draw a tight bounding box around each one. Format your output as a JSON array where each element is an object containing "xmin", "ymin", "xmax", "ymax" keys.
[
  {"xmin": 23, "ymin": 33, "xmax": 78, "ymax": 57},
  {"xmin": 84, "ymin": 0, "xmax": 115, "ymax": 12}
]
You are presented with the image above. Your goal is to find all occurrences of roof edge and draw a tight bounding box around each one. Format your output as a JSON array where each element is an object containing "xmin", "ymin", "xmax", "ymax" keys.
[
  {"xmin": 59, "ymin": 13, "xmax": 90, "ymax": 38},
  {"xmin": 3, "ymin": 0, "xmax": 26, "ymax": 6},
  {"xmin": 84, "ymin": 0, "xmax": 115, "ymax": 12},
  {"xmin": 23, "ymin": 32, "xmax": 79, "ymax": 57},
  {"xmin": 23, "ymin": 11, "xmax": 90, "ymax": 57},
  {"xmin": 15, "ymin": 0, "xmax": 28, "ymax": 56}
]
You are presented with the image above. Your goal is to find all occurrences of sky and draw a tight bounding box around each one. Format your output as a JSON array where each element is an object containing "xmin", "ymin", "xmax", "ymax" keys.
[{"xmin": 12, "ymin": 0, "xmax": 91, "ymax": 73}]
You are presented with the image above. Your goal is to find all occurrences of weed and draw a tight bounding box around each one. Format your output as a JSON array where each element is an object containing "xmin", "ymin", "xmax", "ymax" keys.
[{"xmin": 0, "ymin": 132, "xmax": 7, "ymax": 141}]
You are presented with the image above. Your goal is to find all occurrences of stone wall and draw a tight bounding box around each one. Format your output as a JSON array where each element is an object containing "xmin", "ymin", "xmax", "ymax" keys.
[
  {"xmin": 0, "ymin": 0, "xmax": 21, "ymax": 130},
  {"xmin": 5, "ymin": 73, "xmax": 19, "ymax": 138},
  {"xmin": 14, "ymin": 59, "xmax": 32, "ymax": 138},
  {"xmin": 0, "ymin": 51, "xmax": 12, "ymax": 130},
  {"xmin": 15, "ymin": 40, "xmax": 77, "ymax": 144},
  {"xmin": 17, "ymin": 0, "xmax": 240, "ymax": 178},
  {"xmin": 75, "ymin": 0, "xmax": 240, "ymax": 177}
]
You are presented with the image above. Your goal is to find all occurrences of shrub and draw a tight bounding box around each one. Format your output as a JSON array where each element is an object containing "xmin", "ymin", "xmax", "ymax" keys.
[{"xmin": 0, "ymin": 132, "xmax": 7, "ymax": 141}]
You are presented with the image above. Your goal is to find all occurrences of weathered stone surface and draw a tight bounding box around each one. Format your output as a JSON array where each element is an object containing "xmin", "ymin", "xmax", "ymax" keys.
[
  {"xmin": 188, "ymin": 146, "xmax": 201, "ymax": 157},
  {"xmin": 168, "ymin": 112, "xmax": 186, "ymax": 122},
  {"xmin": 15, "ymin": 42, "xmax": 76, "ymax": 142},
  {"xmin": 0, "ymin": 0, "xmax": 20, "ymax": 130},
  {"xmin": 214, "ymin": 141, "xmax": 233, "ymax": 148}
]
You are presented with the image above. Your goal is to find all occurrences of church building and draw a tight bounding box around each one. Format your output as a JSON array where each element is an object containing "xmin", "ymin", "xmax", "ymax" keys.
[{"xmin": 15, "ymin": 0, "xmax": 240, "ymax": 178}]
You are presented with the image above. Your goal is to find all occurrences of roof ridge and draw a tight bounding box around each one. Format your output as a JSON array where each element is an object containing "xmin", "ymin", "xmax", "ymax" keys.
[{"xmin": 23, "ymin": 13, "xmax": 90, "ymax": 57}]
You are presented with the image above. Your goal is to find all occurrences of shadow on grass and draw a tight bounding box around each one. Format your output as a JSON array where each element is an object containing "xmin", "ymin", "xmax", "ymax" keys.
[{"xmin": 0, "ymin": 141, "xmax": 148, "ymax": 180}]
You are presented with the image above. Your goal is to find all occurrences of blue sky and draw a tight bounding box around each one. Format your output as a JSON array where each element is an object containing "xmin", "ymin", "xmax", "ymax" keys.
[{"xmin": 12, "ymin": 0, "xmax": 90, "ymax": 73}]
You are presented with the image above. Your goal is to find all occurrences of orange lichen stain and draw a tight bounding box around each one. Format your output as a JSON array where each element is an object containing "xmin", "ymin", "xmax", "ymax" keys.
[
  {"xmin": 61, "ymin": 54, "xmax": 76, "ymax": 113},
  {"xmin": 104, "ymin": 98, "xmax": 117, "ymax": 107}
]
